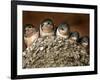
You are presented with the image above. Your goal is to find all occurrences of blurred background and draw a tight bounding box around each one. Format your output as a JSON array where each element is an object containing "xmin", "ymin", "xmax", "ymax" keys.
[
  {"xmin": 23, "ymin": 11, "xmax": 89, "ymax": 36},
  {"xmin": 23, "ymin": 11, "xmax": 89, "ymax": 50}
]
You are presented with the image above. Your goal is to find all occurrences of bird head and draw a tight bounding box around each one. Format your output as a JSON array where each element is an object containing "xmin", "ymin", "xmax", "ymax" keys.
[
  {"xmin": 70, "ymin": 31, "xmax": 79, "ymax": 41},
  {"xmin": 81, "ymin": 36, "xmax": 89, "ymax": 47},
  {"xmin": 58, "ymin": 23, "xmax": 70, "ymax": 35},
  {"xmin": 41, "ymin": 19, "xmax": 54, "ymax": 33},
  {"xmin": 24, "ymin": 24, "xmax": 37, "ymax": 37}
]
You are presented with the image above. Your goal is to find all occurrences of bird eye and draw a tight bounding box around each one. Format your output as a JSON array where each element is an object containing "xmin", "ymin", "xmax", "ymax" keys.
[
  {"xmin": 62, "ymin": 27, "xmax": 65, "ymax": 30},
  {"xmin": 41, "ymin": 24, "xmax": 44, "ymax": 27},
  {"xmin": 47, "ymin": 21, "xmax": 51, "ymax": 25},
  {"xmin": 28, "ymin": 26, "xmax": 32, "ymax": 28},
  {"xmin": 48, "ymin": 22, "xmax": 50, "ymax": 24}
]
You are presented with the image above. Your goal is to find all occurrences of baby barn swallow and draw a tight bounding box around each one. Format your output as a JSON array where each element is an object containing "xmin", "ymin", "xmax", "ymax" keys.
[
  {"xmin": 69, "ymin": 31, "xmax": 79, "ymax": 44},
  {"xmin": 56, "ymin": 23, "xmax": 70, "ymax": 38},
  {"xmin": 81, "ymin": 36, "xmax": 89, "ymax": 48},
  {"xmin": 24, "ymin": 24, "xmax": 39, "ymax": 48},
  {"xmin": 40, "ymin": 19, "xmax": 55, "ymax": 37}
]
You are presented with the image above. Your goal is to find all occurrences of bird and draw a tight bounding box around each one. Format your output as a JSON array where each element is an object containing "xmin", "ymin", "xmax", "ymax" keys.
[
  {"xmin": 24, "ymin": 24, "xmax": 39, "ymax": 48},
  {"xmin": 40, "ymin": 19, "xmax": 55, "ymax": 37},
  {"xmin": 56, "ymin": 23, "xmax": 70, "ymax": 38},
  {"xmin": 69, "ymin": 31, "xmax": 79, "ymax": 44},
  {"xmin": 80, "ymin": 36, "xmax": 89, "ymax": 48}
]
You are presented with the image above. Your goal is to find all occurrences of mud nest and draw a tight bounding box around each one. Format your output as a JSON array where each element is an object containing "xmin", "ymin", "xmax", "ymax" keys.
[{"xmin": 22, "ymin": 36, "xmax": 89, "ymax": 68}]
